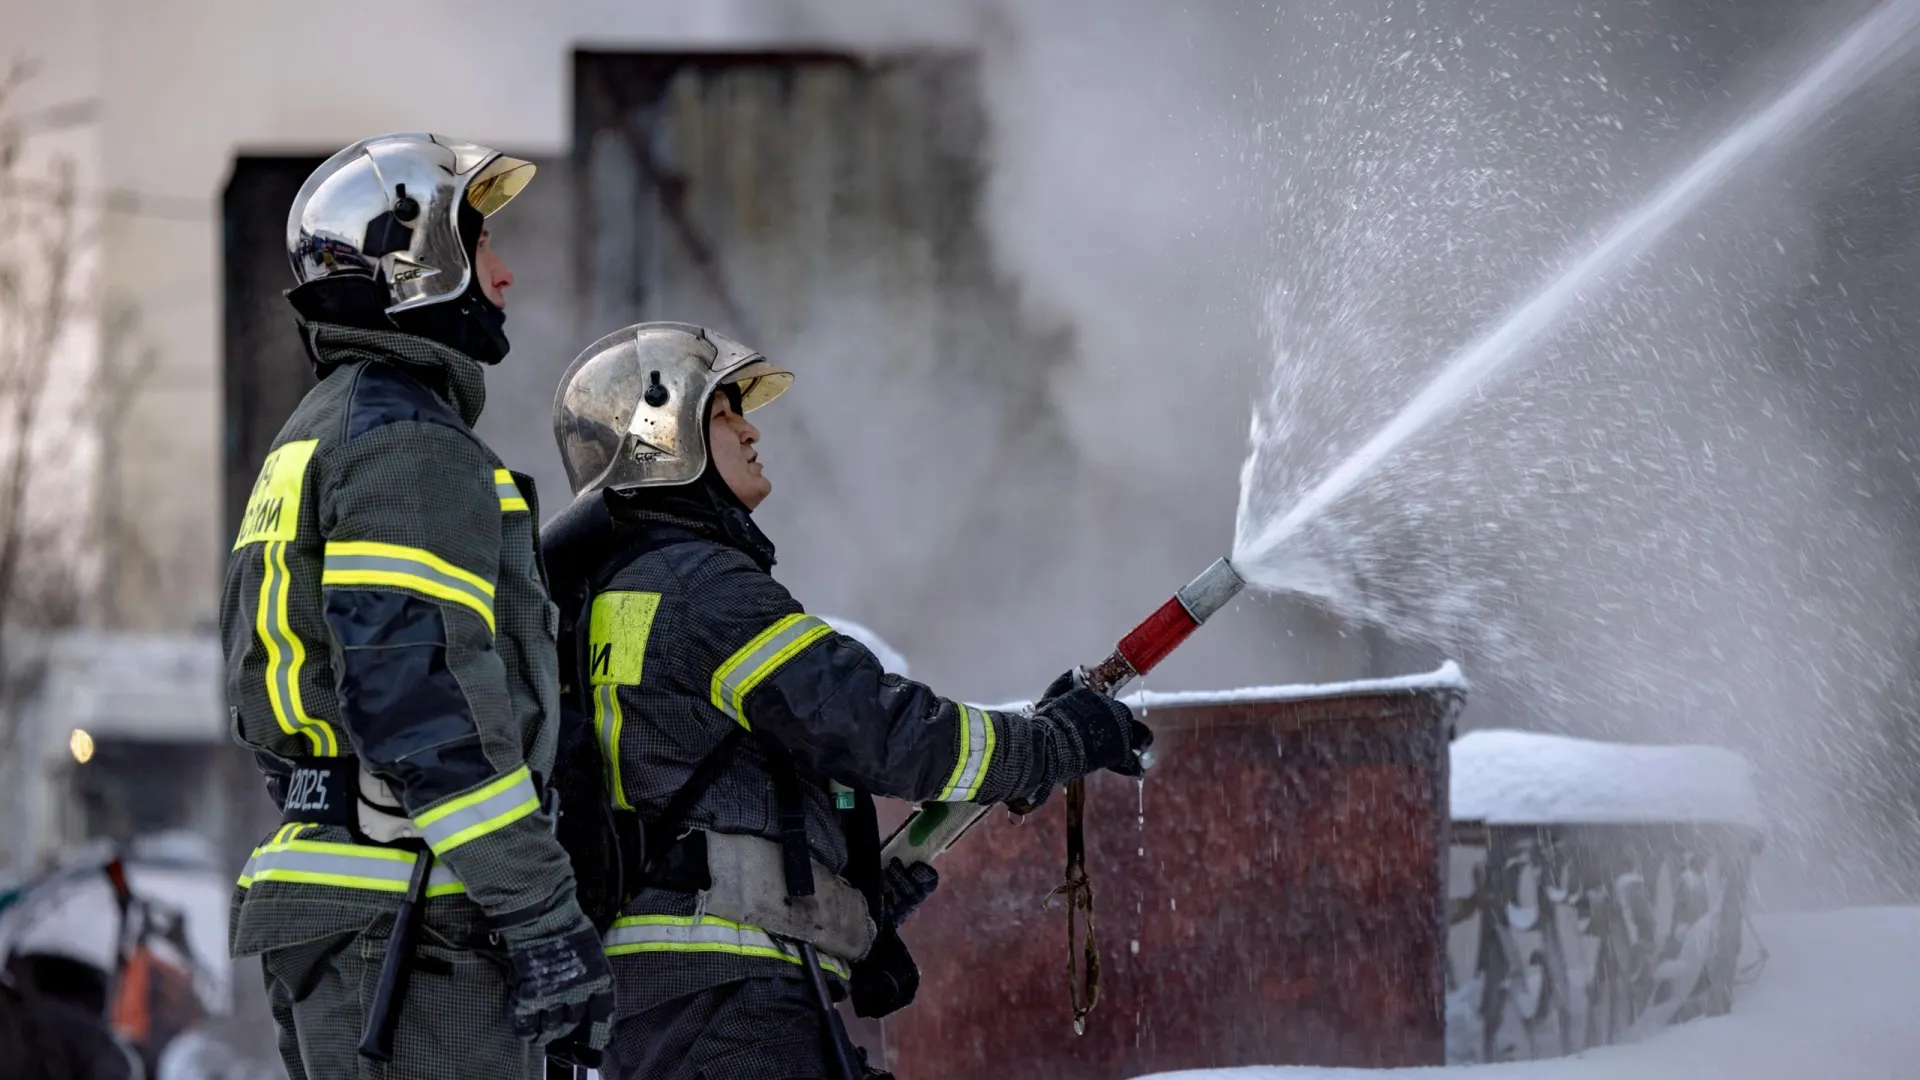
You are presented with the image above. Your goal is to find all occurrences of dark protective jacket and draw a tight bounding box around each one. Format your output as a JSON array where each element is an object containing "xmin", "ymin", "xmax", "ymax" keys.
[
  {"xmin": 219, "ymin": 322, "xmax": 573, "ymax": 954},
  {"xmin": 542, "ymin": 480, "xmax": 1078, "ymax": 1014}
]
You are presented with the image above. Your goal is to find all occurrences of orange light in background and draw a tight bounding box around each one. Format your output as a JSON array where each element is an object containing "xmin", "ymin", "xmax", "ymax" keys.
[{"xmin": 69, "ymin": 728, "xmax": 94, "ymax": 764}]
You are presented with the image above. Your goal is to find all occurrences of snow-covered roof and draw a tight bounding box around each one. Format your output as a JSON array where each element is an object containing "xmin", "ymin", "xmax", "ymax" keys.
[
  {"xmin": 818, "ymin": 615, "xmax": 910, "ymax": 677},
  {"xmin": 1450, "ymin": 729, "xmax": 1765, "ymax": 831},
  {"xmin": 974, "ymin": 661, "xmax": 1466, "ymax": 714},
  {"xmin": 1126, "ymin": 661, "xmax": 1467, "ymax": 711}
]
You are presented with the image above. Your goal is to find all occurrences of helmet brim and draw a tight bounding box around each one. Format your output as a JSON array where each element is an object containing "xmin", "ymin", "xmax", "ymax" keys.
[
  {"xmin": 725, "ymin": 360, "xmax": 792, "ymax": 413},
  {"xmin": 467, "ymin": 155, "xmax": 537, "ymax": 217}
]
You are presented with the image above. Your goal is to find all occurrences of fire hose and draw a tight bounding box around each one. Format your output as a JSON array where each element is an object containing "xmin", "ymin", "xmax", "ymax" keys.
[{"xmin": 878, "ymin": 556, "xmax": 1246, "ymax": 1030}]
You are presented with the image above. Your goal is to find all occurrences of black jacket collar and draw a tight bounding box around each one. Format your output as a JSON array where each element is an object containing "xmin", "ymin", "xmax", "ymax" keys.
[
  {"xmin": 606, "ymin": 472, "xmax": 779, "ymax": 573},
  {"xmin": 303, "ymin": 321, "xmax": 488, "ymax": 428}
]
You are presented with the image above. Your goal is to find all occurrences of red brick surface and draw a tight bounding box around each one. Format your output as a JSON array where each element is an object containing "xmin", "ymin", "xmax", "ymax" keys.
[{"xmin": 878, "ymin": 689, "xmax": 1459, "ymax": 1080}]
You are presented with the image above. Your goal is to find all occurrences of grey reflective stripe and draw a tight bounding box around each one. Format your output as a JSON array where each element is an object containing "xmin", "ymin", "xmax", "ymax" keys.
[
  {"xmin": 241, "ymin": 844, "xmax": 463, "ymax": 894},
  {"xmin": 710, "ymin": 614, "xmax": 835, "ymax": 726},
  {"xmin": 496, "ymin": 478, "xmax": 522, "ymax": 502},
  {"xmin": 321, "ymin": 551, "xmax": 495, "ymax": 614},
  {"xmin": 259, "ymin": 540, "xmax": 337, "ymax": 755},
  {"xmin": 413, "ymin": 768, "xmax": 541, "ymax": 853},
  {"xmin": 935, "ymin": 703, "xmax": 997, "ymax": 801},
  {"xmin": 603, "ymin": 916, "xmax": 851, "ymax": 978},
  {"xmin": 594, "ymin": 683, "xmax": 631, "ymax": 810}
]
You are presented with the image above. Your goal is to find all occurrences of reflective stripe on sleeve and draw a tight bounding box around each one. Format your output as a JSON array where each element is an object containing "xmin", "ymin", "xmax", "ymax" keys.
[
  {"xmin": 594, "ymin": 684, "xmax": 633, "ymax": 811},
  {"xmin": 709, "ymin": 614, "xmax": 835, "ymax": 729},
  {"xmin": 321, "ymin": 540, "xmax": 497, "ymax": 633},
  {"xmin": 602, "ymin": 914, "xmax": 851, "ymax": 978},
  {"xmin": 934, "ymin": 703, "xmax": 997, "ymax": 802},
  {"xmin": 495, "ymin": 469, "xmax": 528, "ymax": 513},
  {"xmin": 412, "ymin": 765, "xmax": 541, "ymax": 854},
  {"xmin": 236, "ymin": 833, "xmax": 464, "ymax": 897},
  {"xmin": 257, "ymin": 540, "xmax": 338, "ymax": 756}
]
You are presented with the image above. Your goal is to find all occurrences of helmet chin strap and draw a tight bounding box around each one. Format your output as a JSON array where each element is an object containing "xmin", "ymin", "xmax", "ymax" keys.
[
  {"xmin": 387, "ymin": 200, "xmax": 510, "ymax": 364},
  {"xmin": 389, "ymin": 276, "xmax": 510, "ymax": 365}
]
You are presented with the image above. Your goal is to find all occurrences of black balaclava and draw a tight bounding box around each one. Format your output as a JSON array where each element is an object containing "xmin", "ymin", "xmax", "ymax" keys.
[{"xmin": 287, "ymin": 199, "xmax": 510, "ymax": 365}]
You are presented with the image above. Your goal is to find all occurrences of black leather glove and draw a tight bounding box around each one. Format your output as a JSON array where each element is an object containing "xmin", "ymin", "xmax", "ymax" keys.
[
  {"xmin": 1036, "ymin": 669, "xmax": 1078, "ymax": 707},
  {"xmin": 878, "ymin": 858, "xmax": 939, "ymax": 929},
  {"xmin": 850, "ymin": 927, "xmax": 920, "ymax": 1019},
  {"xmin": 491, "ymin": 898, "xmax": 616, "ymax": 1059},
  {"xmin": 1036, "ymin": 687, "xmax": 1154, "ymax": 780}
]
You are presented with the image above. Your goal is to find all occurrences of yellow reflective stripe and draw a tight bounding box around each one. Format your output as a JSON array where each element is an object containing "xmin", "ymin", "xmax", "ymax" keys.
[
  {"xmin": 235, "ymin": 837, "xmax": 465, "ymax": 897},
  {"xmin": 321, "ymin": 540, "xmax": 496, "ymax": 633},
  {"xmin": 257, "ymin": 540, "xmax": 337, "ymax": 756},
  {"xmin": 495, "ymin": 469, "xmax": 528, "ymax": 512},
  {"xmin": 935, "ymin": 704, "xmax": 998, "ymax": 802},
  {"xmin": 709, "ymin": 615, "xmax": 834, "ymax": 728},
  {"xmin": 967, "ymin": 708, "xmax": 998, "ymax": 800},
  {"xmin": 936, "ymin": 704, "xmax": 973, "ymax": 801},
  {"xmin": 413, "ymin": 765, "xmax": 541, "ymax": 853},
  {"xmin": 602, "ymin": 914, "xmax": 851, "ymax": 978},
  {"xmin": 594, "ymin": 683, "xmax": 633, "ymax": 811}
]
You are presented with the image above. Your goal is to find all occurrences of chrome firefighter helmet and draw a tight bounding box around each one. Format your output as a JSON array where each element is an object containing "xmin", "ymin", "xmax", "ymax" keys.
[
  {"xmin": 554, "ymin": 322, "xmax": 792, "ymax": 497},
  {"xmin": 287, "ymin": 132, "xmax": 535, "ymax": 313}
]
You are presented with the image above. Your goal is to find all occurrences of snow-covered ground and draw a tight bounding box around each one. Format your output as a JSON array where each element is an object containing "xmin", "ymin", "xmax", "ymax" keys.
[{"xmin": 1139, "ymin": 906, "xmax": 1920, "ymax": 1080}]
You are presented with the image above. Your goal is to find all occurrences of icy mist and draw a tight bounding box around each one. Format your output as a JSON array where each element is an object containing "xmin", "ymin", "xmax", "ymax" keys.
[
  {"xmin": 1228, "ymin": 0, "xmax": 1920, "ymax": 907},
  {"xmin": 494, "ymin": 0, "xmax": 1920, "ymax": 908}
]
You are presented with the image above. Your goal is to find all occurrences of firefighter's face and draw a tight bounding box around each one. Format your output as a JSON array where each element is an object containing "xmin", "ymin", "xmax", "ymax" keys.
[
  {"xmin": 475, "ymin": 229, "xmax": 513, "ymax": 309},
  {"xmin": 709, "ymin": 391, "xmax": 770, "ymax": 510}
]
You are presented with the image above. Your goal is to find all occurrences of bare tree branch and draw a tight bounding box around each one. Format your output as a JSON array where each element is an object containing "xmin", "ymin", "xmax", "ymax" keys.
[{"xmin": 0, "ymin": 62, "xmax": 157, "ymax": 772}]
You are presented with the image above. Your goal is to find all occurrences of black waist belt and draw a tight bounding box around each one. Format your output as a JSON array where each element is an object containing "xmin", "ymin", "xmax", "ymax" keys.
[
  {"xmin": 274, "ymin": 756, "xmax": 425, "ymax": 854},
  {"xmin": 276, "ymin": 756, "xmax": 359, "ymax": 829}
]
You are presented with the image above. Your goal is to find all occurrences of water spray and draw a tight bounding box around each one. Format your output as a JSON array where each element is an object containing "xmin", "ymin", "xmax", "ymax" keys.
[{"xmin": 880, "ymin": 0, "xmax": 1920, "ymax": 1033}]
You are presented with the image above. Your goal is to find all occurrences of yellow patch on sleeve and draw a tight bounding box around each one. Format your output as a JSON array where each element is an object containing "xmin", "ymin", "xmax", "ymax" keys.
[
  {"xmin": 233, "ymin": 440, "xmax": 320, "ymax": 549},
  {"xmin": 588, "ymin": 591, "xmax": 661, "ymax": 686}
]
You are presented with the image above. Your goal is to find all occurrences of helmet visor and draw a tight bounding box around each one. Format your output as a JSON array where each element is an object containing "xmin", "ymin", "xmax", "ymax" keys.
[
  {"xmin": 725, "ymin": 360, "xmax": 793, "ymax": 413},
  {"xmin": 467, "ymin": 155, "xmax": 537, "ymax": 217}
]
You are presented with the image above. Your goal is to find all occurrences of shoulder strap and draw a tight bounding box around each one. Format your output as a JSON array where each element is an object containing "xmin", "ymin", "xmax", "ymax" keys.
[{"xmin": 638, "ymin": 727, "xmax": 745, "ymax": 876}]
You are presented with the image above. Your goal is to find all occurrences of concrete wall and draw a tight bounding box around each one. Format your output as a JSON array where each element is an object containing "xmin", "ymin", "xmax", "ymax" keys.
[{"xmin": 0, "ymin": 0, "xmax": 983, "ymax": 635}]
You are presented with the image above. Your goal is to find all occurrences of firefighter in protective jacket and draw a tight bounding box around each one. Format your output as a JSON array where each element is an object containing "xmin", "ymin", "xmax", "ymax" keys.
[
  {"xmin": 543, "ymin": 323, "xmax": 1153, "ymax": 1080},
  {"xmin": 220, "ymin": 133, "xmax": 613, "ymax": 1080}
]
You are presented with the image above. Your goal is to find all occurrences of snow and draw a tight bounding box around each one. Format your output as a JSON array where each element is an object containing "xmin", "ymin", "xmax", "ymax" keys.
[
  {"xmin": 1126, "ymin": 660, "xmax": 1467, "ymax": 711},
  {"xmin": 1137, "ymin": 906, "xmax": 1920, "ymax": 1079},
  {"xmin": 1450, "ymin": 729, "xmax": 1765, "ymax": 831},
  {"xmin": 974, "ymin": 661, "xmax": 1466, "ymax": 713},
  {"xmin": 818, "ymin": 615, "xmax": 911, "ymax": 677}
]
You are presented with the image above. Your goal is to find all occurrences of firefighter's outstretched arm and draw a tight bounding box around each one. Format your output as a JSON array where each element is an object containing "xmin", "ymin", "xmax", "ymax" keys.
[{"xmin": 683, "ymin": 553, "xmax": 1144, "ymax": 806}]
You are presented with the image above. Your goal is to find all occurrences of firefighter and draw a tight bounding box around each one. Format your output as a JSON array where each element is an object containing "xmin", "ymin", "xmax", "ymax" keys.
[
  {"xmin": 543, "ymin": 322, "xmax": 1153, "ymax": 1080},
  {"xmin": 220, "ymin": 133, "xmax": 613, "ymax": 1080}
]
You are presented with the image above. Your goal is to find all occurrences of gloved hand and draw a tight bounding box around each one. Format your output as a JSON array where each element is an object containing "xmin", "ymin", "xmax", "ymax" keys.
[
  {"xmin": 1036, "ymin": 685, "xmax": 1154, "ymax": 780},
  {"xmin": 490, "ymin": 897, "xmax": 616, "ymax": 1061},
  {"xmin": 1035, "ymin": 669, "xmax": 1078, "ymax": 707},
  {"xmin": 878, "ymin": 858, "xmax": 940, "ymax": 929}
]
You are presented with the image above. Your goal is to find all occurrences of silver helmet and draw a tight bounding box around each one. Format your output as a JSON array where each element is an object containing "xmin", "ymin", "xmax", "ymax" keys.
[
  {"xmin": 287, "ymin": 132, "xmax": 535, "ymax": 312},
  {"xmin": 553, "ymin": 322, "xmax": 792, "ymax": 497}
]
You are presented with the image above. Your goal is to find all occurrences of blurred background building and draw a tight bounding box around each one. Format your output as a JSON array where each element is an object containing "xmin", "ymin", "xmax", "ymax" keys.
[
  {"xmin": 4, "ymin": 2, "xmax": 1920, "ymax": 1068},
  {"xmin": 1, "ymin": 0, "xmax": 1391, "ymax": 886}
]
